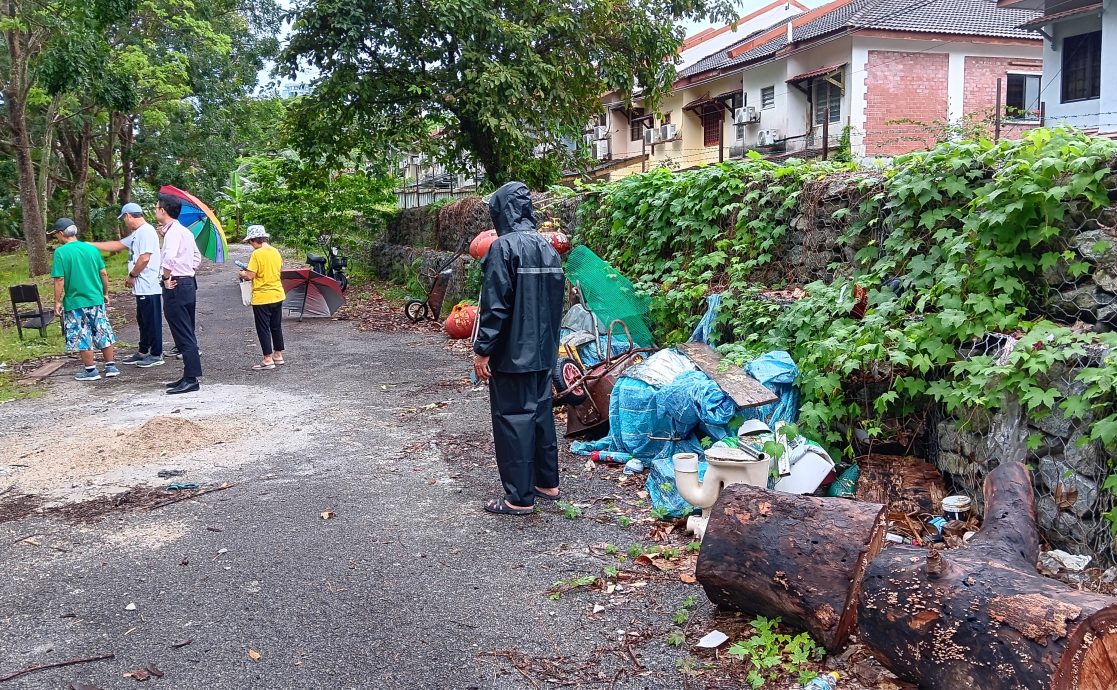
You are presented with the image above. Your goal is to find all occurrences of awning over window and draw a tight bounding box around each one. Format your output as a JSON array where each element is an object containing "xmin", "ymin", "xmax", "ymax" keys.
[
  {"xmin": 1017, "ymin": 2, "xmax": 1101, "ymax": 28},
  {"xmin": 786, "ymin": 63, "xmax": 846, "ymax": 84}
]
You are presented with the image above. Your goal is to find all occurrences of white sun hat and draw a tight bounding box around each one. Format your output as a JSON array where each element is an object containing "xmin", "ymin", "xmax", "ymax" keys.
[{"xmin": 243, "ymin": 224, "xmax": 268, "ymax": 242}]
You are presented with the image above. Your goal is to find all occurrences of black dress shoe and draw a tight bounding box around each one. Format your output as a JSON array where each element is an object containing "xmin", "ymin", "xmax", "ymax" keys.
[
  {"xmin": 167, "ymin": 380, "xmax": 200, "ymax": 395},
  {"xmin": 165, "ymin": 378, "xmax": 184, "ymax": 388}
]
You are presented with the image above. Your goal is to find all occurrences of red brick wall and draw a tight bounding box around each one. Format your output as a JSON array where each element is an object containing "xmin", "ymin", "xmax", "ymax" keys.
[
  {"xmin": 864, "ymin": 50, "xmax": 949, "ymax": 156},
  {"xmin": 963, "ymin": 56, "xmax": 1043, "ymax": 139}
]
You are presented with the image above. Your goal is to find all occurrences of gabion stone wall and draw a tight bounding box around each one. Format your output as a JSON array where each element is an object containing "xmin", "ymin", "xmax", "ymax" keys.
[
  {"xmin": 932, "ymin": 182, "xmax": 1117, "ymax": 564},
  {"xmin": 933, "ymin": 346, "xmax": 1116, "ymax": 565}
]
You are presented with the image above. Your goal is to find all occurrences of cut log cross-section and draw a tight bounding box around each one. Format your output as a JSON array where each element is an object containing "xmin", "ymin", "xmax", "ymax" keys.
[
  {"xmin": 858, "ymin": 461, "xmax": 1117, "ymax": 690},
  {"xmin": 695, "ymin": 483, "xmax": 888, "ymax": 651}
]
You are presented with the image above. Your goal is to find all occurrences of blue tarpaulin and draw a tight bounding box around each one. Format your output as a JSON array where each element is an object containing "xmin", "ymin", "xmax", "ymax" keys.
[{"xmin": 740, "ymin": 351, "xmax": 800, "ymax": 426}]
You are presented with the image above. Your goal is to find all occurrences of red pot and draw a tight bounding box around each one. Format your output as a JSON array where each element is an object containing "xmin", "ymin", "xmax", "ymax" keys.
[
  {"xmin": 444, "ymin": 303, "xmax": 478, "ymax": 339},
  {"xmin": 469, "ymin": 230, "xmax": 498, "ymax": 259}
]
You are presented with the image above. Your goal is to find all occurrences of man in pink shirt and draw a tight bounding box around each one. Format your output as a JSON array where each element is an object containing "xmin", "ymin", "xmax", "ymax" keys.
[{"xmin": 156, "ymin": 193, "xmax": 203, "ymax": 394}]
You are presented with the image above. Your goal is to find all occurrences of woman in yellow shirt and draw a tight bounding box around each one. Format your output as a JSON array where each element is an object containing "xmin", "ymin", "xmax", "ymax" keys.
[{"xmin": 238, "ymin": 225, "xmax": 287, "ymax": 370}]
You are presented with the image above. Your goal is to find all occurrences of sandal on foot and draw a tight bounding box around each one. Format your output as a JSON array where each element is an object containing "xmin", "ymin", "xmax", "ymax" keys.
[
  {"xmin": 535, "ymin": 489, "xmax": 562, "ymax": 501},
  {"xmin": 252, "ymin": 362, "xmax": 276, "ymax": 371},
  {"xmin": 273, "ymin": 358, "xmax": 286, "ymax": 365},
  {"xmin": 483, "ymin": 497, "xmax": 533, "ymax": 516}
]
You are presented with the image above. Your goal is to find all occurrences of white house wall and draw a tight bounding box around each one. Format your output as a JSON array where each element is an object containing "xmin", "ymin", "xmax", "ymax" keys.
[
  {"xmin": 740, "ymin": 61, "xmax": 791, "ymax": 145},
  {"xmin": 1041, "ymin": 14, "xmax": 1103, "ymax": 129},
  {"xmin": 1104, "ymin": 0, "xmax": 1117, "ymax": 133}
]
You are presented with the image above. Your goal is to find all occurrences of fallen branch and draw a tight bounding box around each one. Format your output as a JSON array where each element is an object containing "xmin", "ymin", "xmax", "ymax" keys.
[
  {"xmin": 146, "ymin": 482, "xmax": 237, "ymax": 511},
  {"xmin": 0, "ymin": 652, "xmax": 114, "ymax": 682}
]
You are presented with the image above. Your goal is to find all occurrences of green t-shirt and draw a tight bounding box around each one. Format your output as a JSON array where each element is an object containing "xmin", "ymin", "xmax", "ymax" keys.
[{"xmin": 51, "ymin": 241, "xmax": 107, "ymax": 312}]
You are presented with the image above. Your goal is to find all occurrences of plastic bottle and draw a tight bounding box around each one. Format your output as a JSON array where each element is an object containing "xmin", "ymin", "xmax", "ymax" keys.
[
  {"xmin": 802, "ymin": 671, "xmax": 840, "ymax": 689},
  {"xmin": 590, "ymin": 450, "xmax": 633, "ymax": 464}
]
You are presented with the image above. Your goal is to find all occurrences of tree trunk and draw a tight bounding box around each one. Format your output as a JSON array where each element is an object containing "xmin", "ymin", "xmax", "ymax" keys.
[
  {"xmin": 70, "ymin": 121, "xmax": 92, "ymax": 235},
  {"xmin": 696, "ymin": 483, "xmax": 888, "ymax": 651},
  {"xmin": 37, "ymin": 93, "xmax": 62, "ymax": 229},
  {"xmin": 4, "ymin": 12, "xmax": 49, "ymax": 276},
  {"xmin": 858, "ymin": 462, "xmax": 1117, "ymax": 690},
  {"xmin": 458, "ymin": 115, "xmax": 505, "ymax": 186},
  {"xmin": 119, "ymin": 114, "xmax": 135, "ymax": 204}
]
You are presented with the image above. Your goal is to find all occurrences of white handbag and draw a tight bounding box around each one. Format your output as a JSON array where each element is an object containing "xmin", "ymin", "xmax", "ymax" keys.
[{"xmin": 239, "ymin": 280, "xmax": 253, "ymax": 307}]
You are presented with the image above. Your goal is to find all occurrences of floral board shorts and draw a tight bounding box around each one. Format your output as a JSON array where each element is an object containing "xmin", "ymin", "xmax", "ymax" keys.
[{"xmin": 63, "ymin": 304, "xmax": 116, "ymax": 352}]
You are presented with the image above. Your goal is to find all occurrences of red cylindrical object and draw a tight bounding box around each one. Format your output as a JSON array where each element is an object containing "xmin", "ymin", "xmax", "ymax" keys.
[
  {"xmin": 469, "ymin": 230, "xmax": 498, "ymax": 259},
  {"xmin": 444, "ymin": 303, "xmax": 478, "ymax": 339}
]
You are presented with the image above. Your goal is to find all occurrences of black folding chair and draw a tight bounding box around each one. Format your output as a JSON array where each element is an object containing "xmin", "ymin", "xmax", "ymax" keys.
[{"xmin": 9, "ymin": 284, "xmax": 56, "ymax": 339}]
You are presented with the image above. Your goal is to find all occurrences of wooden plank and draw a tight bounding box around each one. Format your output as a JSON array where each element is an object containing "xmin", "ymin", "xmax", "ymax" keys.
[
  {"xmin": 17, "ymin": 360, "xmax": 66, "ymax": 385},
  {"xmin": 676, "ymin": 342, "xmax": 778, "ymax": 409}
]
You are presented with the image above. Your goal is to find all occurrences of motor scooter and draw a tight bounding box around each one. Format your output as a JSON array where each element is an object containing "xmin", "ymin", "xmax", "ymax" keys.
[{"xmin": 307, "ymin": 236, "xmax": 349, "ymax": 291}]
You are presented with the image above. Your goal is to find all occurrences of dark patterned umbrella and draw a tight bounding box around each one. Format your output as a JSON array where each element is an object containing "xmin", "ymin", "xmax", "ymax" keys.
[{"xmin": 281, "ymin": 269, "xmax": 345, "ymax": 319}]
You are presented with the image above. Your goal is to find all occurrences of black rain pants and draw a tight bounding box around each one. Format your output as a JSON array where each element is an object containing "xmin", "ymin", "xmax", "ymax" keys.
[{"xmin": 489, "ymin": 370, "xmax": 560, "ymax": 506}]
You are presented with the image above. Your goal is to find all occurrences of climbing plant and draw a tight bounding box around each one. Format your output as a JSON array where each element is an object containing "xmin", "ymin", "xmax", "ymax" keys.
[{"xmin": 575, "ymin": 130, "xmax": 1117, "ymax": 514}]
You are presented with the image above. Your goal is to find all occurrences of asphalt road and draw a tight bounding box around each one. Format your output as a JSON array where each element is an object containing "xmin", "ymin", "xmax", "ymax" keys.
[{"xmin": 0, "ymin": 245, "xmax": 713, "ymax": 690}]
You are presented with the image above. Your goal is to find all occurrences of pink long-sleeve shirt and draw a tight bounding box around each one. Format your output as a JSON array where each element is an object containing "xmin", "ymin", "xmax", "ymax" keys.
[{"xmin": 160, "ymin": 220, "xmax": 201, "ymax": 277}]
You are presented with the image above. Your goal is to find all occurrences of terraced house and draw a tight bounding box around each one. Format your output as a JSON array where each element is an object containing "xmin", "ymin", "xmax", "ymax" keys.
[
  {"xmin": 999, "ymin": 0, "xmax": 1116, "ymax": 135},
  {"xmin": 587, "ymin": 0, "xmax": 1045, "ymax": 178}
]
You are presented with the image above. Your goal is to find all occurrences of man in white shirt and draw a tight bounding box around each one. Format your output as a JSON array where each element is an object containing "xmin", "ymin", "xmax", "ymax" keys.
[{"xmin": 90, "ymin": 203, "xmax": 165, "ymax": 367}]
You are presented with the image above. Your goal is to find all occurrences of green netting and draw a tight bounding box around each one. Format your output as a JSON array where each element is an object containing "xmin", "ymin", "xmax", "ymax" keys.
[{"xmin": 564, "ymin": 245, "xmax": 655, "ymax": 348}]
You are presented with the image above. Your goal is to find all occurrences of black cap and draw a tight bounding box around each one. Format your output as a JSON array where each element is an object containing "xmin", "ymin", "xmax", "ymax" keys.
[{"xmin": 50, "ymin": 217, "xmax": 76, "ymax": 235}]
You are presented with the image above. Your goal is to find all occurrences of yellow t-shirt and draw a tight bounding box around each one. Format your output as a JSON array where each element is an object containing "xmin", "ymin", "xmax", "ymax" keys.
[{"xmin": 247, "ymin": 245, "xmax": 286, "ymax": 306}]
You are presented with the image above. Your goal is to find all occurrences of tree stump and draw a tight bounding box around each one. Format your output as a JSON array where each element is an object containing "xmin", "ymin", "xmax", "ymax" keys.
[
  {"xmin": 858, "ymin": 461, "xmax": 1117, "ymax": 690},
  {"xmin": 854, "ymin": 453, "xmax": 945, "ymax": 514},
  {"xmin": 696, "ymin": 483, "xmax": 888, "ymax": 651}
]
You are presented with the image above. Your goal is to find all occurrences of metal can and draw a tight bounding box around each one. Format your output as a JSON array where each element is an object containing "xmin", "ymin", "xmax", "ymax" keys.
[{"xmin": 942, "ymin": 495, "xmax": 972, "ymax": 522}]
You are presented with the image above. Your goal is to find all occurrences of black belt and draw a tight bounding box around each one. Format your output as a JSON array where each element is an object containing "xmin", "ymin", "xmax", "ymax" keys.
[{"xmin": 170, "ymin": 275, "xmax": 196, "ymax": 280}]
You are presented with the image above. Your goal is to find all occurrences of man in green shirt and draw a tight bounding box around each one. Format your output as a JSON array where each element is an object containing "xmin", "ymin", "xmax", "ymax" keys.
[{"xmin": 50, "ymin": 217, "xmax": 120, "ymax": 381}]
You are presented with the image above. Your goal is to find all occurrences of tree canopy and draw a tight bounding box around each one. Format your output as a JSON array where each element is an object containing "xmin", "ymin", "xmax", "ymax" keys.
[
  {"xmin": 281, "ymin": 0, "xmax": 733, "ymax": 188},
  {"xmin": 0, "ymin": 0, "xmax": 283, "ymax": 274}
]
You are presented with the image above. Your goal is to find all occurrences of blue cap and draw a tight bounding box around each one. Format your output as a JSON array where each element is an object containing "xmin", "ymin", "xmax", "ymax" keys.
[{"xmin": 118, "ymin": 202, "xmax": 143, "ymax": 219}]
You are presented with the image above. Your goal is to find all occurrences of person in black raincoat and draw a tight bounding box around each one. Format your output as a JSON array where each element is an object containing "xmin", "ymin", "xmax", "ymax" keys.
[{"xmin": 473, "ymin": 181, "xmax": 566, "ymax": 515}]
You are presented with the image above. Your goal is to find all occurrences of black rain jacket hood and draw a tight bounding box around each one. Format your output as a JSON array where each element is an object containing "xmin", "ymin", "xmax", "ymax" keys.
[{"xmin": 474, "ymin": 182, "xmax": 565, "ymax": 373}]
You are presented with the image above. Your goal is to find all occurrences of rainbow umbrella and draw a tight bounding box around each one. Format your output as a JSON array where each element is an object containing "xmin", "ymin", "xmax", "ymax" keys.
[{"xmin": 158, "ymin": 184, "xmax": 229, "ymax": 263}]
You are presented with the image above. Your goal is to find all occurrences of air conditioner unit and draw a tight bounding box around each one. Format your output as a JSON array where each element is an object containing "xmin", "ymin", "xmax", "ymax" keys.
[
  {"xmin": 757, "ymin": 129, "xmax": 781, "ymax": 146},
  {"xmin": 643, "ymin": 127, "xmax": 659, "ymax": 146},
  {"xmin": 595, "ymin": 138, "xmax": 610, "ymax": 160},
  {"xmin": 735, "ymin": 106, "xmax": 759, "ymax": 124},
  {"xmin": 594, "ymin": 125, "xmax": 609, "ymax": 140},
  {"xmin": 583, "ymin": 133, "xmax": 595, "ymax": 148},
  {"xmin": 660, "ymin": 123, "xmax": 677, "ymax": 141}
]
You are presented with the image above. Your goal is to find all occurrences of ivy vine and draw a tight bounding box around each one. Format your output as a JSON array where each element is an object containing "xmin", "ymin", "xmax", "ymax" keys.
[{"xmin": 575, "ymin": 129, "xmax": 1117, "ymax": 528}]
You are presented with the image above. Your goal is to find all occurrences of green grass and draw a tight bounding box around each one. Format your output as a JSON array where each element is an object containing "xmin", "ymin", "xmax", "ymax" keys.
[
  {"xmin": 0, "ymin": 371, "xmax": 41, "ymax": 403},
  {"xmin": 0, "ymin": 250, "xmax": 129, "ymax": 365}
]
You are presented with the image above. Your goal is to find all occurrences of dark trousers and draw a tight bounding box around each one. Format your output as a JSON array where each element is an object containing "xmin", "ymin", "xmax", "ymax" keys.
[
  {"xmin": 163, "ymin": 276, "xmax": 202, "ymax": 380},
  {"xmin": 135, "ymin": 294, "xmax": 163, "ymax": 357},
  {"xmin": 489, "ymin": 370, "xmax": 560, "ymax": 506},
  {"xmin": 252, "ymin": 301, "xmax": 285, "ymax": 356}
]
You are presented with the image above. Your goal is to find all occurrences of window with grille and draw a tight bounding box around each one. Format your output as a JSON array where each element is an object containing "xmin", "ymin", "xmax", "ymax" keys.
[
  {"xmin": 813, "ymin": 77, "xmax": 842, "ymax": 126},
  {"xmin": 629, "ymin": 108, "xmax": 644, "ymax": 142},
  {"xmin": 761, "ymin": 86, "xmax": 775, "ymax": 109},
  {"xmin": 1005, "ymin": 73, "xmax": 1041, "ymax": 120},
  {"xmin": 702, "ymin": 107, "xmax": 722, "ymax": 147},
  {"xmin": 1061, "ymin": 31, "xmax": 1101, "ymax": 103}
]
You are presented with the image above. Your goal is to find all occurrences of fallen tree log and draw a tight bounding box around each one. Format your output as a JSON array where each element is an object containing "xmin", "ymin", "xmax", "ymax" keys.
[
  {"xmin": 695, "ymin": 484, "xmax": 888, "ymax": 651},
  {"xmin": 858, "ymin": 461, "xmax": 1117, "ymax": 690}
]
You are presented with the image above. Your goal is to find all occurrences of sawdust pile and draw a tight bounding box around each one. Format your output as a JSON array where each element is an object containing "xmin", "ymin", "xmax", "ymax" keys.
[{"xmin": 3, "ymin": 415, "xmax": 235, "ymax": 491}]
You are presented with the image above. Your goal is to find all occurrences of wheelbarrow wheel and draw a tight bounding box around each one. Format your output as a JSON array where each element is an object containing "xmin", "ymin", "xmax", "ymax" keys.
[
  {"xmin": 404, "ymin": 299, "xmax": 429, "ymax": 322},
  {"xmin": 552, "ymin": 356, "xmax": 587, "ymax": 405}
]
